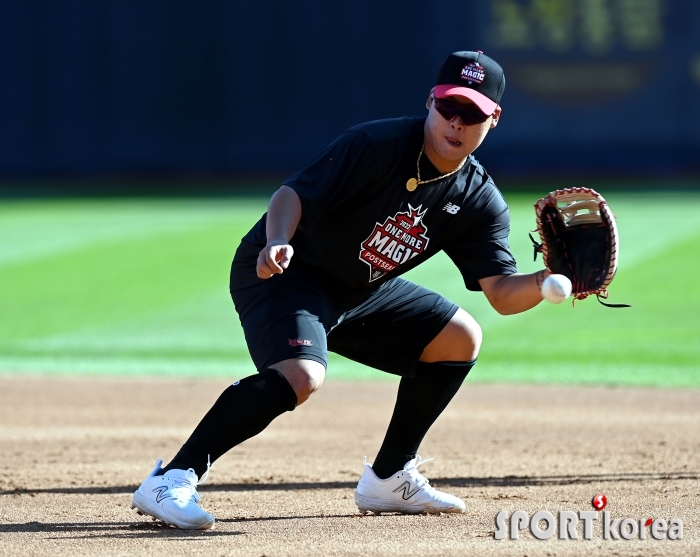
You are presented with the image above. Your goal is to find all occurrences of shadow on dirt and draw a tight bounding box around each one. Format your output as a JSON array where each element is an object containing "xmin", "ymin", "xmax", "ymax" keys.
[
  {"xmin": 219, "ymin": 514, "xmax": 361, "ymax": 523},
  {"xmin": 0, "ymin": 520, "xmax": 241, "ymax": 539},
  {"xmin": 2, "ymin": 471, "xmax": 697, "ymax": 496},
  {"xmin": 431, "ymin": 471, "xmax": 700, "ymax": 488}
]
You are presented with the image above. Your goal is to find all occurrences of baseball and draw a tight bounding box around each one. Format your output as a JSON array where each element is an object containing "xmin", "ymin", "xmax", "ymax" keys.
[{"xmin": 541, "ymin": 274, "xmax": 572, "ymax": 304}]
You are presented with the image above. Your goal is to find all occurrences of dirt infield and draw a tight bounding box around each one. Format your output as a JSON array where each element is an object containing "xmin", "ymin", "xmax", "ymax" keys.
[{"xmin": 0, "ymin": 375, "xmax": 698, "ymax": 556}]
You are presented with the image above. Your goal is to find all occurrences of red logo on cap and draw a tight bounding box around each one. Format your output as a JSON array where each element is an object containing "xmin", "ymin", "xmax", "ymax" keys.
[{"xmin": 461, "ymin": 62, "xmax": 485, "ymax": 85}]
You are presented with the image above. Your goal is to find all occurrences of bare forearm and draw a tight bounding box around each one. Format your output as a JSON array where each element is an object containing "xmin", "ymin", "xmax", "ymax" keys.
[
  {"xmin": 479, "ymin": 270, "xmax": 551, "ymax": 315},
  {"xmin": 266, "ymin": 185, "xmax": 302, "ymax": 244},
  {"xmin": 256, "ymin": 186, "xmax": 302, "ymax": 279}
]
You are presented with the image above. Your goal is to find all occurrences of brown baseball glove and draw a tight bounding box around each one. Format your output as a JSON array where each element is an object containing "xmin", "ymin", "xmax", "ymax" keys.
[{"xmin": 531, "ymin": 187, "xmax": 630, "ymax": 307}]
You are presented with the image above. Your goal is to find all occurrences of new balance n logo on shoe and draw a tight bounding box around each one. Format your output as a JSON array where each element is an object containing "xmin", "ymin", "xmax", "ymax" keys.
[
  {"xmin": 392, "ymin": 481, "xmax": 420, "ymax": 500},
  {"xmin": 152, "ymin": 486, "xmax": 171, "ymax": 504},
  {"xmin": 443, "ymin": 202, "xmax": 460, "ymax": 214}
]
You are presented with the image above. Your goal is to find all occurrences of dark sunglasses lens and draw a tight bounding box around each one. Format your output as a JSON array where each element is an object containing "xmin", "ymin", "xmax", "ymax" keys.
[{"xmin": 434, "ymin": 99, "xmax": 489, "ymax": 125}]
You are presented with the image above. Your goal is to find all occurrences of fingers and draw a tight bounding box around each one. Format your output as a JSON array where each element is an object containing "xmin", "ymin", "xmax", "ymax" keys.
[
  {"xmin": 256, "ymin": 254, "xmax": 278, "ymax": 278},
  {"xmin": 278, "ymin": 247, "xmax": 291, "ymax": 269},
  {"xmin": 256, "ymin": 245, "xmax": 294, "ymax": 279},
  {"xmin": 256, "ymin": 250, "xmax": 282, "ymax": 278}
]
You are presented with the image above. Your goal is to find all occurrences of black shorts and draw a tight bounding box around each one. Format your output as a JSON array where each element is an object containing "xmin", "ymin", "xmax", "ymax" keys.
[{"xmin": 230, "ymin": 264, "xmax": 458, "ymax": 377}]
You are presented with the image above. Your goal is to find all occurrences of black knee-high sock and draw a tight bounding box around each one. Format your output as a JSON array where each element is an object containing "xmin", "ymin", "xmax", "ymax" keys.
[
  {"xmin": 372, "ymin": 360, "xmax": 475, "ymax": 479},
  {"xmin": 159, "ymin": 368, "xmax": 297, "ymax": 478}
]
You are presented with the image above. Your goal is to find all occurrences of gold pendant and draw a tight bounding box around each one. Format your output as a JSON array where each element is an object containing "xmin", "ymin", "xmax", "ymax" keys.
[{"xmin": 406, "ymin": 178, "xmax": 418, "ymax": 192}]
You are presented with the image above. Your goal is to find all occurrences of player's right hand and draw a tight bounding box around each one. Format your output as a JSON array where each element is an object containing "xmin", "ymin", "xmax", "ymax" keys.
[{"xmin": 256, "ymin": 243, "xmax": 294, "ymax": 279}]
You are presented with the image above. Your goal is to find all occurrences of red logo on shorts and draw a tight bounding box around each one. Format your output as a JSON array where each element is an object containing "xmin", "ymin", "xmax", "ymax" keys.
[
  {"xmin": 359, "ymin": 204, "xmax": 430, "ymax": 282},
  {"xmin": 288, "ymin": 339, "xmax": 313, "ymax": 347}
]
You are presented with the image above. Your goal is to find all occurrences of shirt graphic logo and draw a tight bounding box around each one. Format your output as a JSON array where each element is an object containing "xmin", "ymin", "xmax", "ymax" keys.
[
  {"xmin": 359, "ymin": 204, "xmax": 429, "ymax": 282},
  {"xmin": 443, "ymin": 202, "xmax": 460, "ymax": 214},
  {"xmin": 392, "ymin": 481, "xmax": 420, "ymax": 500},
  {"xmin": 461, "ymin": 62, "xmax": 485, "ymax": 85},
  {"xmin": 288, "ymin": 339, "xmax": 313, "ymax": 347}
]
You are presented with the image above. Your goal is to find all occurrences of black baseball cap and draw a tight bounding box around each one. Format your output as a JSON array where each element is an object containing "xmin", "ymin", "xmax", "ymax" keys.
[{"xmin": 434, "ymin": 51, "xmax": 505, "ymax": 115}]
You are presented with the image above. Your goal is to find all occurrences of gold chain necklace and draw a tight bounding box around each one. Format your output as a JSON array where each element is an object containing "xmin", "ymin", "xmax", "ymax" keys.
[{"xmin": 406, "ymin": 144, "xmax": 467, "ymax": 192}]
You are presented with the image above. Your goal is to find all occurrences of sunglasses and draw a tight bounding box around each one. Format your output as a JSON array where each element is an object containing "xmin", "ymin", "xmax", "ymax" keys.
[{"xmin": 432, "ymin": 96, "xmax": 492, "ymax": 126}]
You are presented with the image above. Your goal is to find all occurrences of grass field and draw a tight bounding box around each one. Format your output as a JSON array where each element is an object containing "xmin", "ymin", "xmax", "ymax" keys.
[{"xmin": 1, "ymin": 192, "xmax": 699, "ymax": 386}]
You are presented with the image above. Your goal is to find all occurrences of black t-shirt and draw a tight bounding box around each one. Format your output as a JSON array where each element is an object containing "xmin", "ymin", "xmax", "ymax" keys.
[{"xmin": 231, "ymin": 116, "xmax": 518, "ymax": 293}]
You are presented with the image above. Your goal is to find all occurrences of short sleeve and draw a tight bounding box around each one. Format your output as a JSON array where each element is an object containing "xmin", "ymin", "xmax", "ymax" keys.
[
  {"xmin": 444, "ymin": 190, "xmax": 518, "ymax": 291},
  {"xmin": 283, "ymin": 131, "xmax": 377, "ymax": 224}
]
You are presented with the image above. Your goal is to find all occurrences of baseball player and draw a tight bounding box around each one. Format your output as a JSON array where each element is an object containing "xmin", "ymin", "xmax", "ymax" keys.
[{"xmin": 132, "ymin": 51, "xmax": 552, "ymax": 529}]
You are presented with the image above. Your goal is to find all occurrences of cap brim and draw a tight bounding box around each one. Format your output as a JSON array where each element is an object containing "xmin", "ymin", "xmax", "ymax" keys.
[{"xmin": 434, "ymin": 84, "xmax": 498, "ymax": 115}]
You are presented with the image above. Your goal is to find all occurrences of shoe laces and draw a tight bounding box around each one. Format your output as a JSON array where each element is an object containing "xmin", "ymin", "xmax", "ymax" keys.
[
  {"xmin": 411, "ymin": 455, "xmax": 434, "ymax": 470},
  {"xmin": 169, "ymin": 477, "xmax": 199, "ymax": 504},
  {"xmin": 197, "ymin": 454, "xmax": 211, "ymax": 485},
  {"xmin": 362, "ymin": 454, "xmax": 435, "ymax": 488},
  {"xmin": 151, "ymin": 455, "xmax": 210, "ymax": 485},
  {"xmin": 158, "ymin": 455, "xmax": 211, "ymax": 504},
  {"xmin": 404, "ymin": 455, "xmax": 434, "ymax": 489}
]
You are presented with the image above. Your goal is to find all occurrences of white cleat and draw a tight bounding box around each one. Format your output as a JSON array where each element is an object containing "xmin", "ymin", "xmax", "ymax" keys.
[
  {"xmin": 131, "ymin": 459, "xmax": 215, "ymax": 530},
  {"xmin": 354, "ymin": 455, "xmax": 465, "ymax": 515}
]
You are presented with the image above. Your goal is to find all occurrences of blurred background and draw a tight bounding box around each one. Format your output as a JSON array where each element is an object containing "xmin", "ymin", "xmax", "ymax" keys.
[
  {"xmin": 1, "ymin": 0, "xmax": 699, "ymax": 384},
  {"xmin": 1, "ymin": 0, "xmax": 699, "ymax": 192}
]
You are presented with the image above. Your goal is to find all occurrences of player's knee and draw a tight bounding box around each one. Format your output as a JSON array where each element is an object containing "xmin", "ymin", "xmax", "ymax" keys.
[
  {"xmin": 449, "ymin": 316, "xmax": 481, "ymax": 361},
  {"xmin": 459, "ymin": 311, "xmax": 482, "ymax": 359},
  {"xmin": 271, "ymin": 359, "xmax": 326, "ymax": 405},
  {"xmin": 423, "ymin": 308, "xmax": 481, "ymax": 362}
]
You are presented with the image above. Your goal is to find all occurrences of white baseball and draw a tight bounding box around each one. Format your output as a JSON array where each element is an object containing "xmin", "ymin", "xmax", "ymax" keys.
[{"xmin": 541, "ymin": 274, "xmax": 572, "ymax": 304}]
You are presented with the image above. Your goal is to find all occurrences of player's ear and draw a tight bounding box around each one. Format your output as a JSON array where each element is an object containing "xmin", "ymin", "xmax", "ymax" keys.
[
  {"xmin": 426, "ymin": 88, "xmax": 435, "ymax": 110},
  {"xmin": 490, "ymin": 106, "xmax": 502, "ymax": 128}
]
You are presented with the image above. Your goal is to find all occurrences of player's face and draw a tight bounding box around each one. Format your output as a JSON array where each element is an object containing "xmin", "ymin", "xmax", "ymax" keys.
[{"xmin": 423, "ymin": 91, "xmax": 501, "ymax": 173}]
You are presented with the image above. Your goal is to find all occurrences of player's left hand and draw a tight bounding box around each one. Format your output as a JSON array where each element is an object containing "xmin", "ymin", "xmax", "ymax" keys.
[{"xmin": 256, "ymin": 243, "xmax": 294, "ymax": 279}]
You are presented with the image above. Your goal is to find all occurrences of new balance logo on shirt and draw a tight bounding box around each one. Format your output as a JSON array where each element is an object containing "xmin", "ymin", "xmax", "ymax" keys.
[{"xmin": 443, "ymin": 202, "xmax": 460, "ymax": 214}]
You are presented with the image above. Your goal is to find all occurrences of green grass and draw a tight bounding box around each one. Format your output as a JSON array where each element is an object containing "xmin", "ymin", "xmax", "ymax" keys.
[{"xmin": 1, "ymin": 193, "xmax": 699, "ymax": 387}]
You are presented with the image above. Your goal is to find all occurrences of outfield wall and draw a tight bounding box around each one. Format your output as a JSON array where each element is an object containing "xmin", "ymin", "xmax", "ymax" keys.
[{"xmin": 1, "ymin": 0, "xmax": 699, "ymax": 182}]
